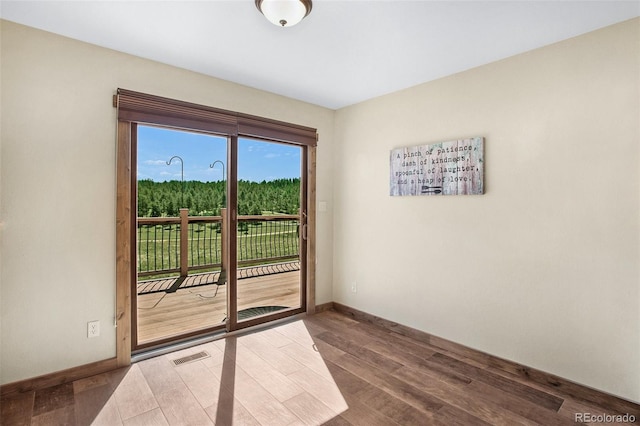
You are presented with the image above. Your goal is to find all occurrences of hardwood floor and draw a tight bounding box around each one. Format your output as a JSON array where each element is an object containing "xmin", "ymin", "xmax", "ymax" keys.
[
  {"xmin": 137, "ymin": 271, "xmax": 301, "ymax": 344},
  {"xmin": 2, "ymin": 309, "xmax": 639, "ymax": 425}
]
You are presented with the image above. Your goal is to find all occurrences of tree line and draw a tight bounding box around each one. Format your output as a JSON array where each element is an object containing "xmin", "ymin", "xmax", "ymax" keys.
[{"xmin": 137, "ymin": 178, "xmax": 300, "ymax": 217}]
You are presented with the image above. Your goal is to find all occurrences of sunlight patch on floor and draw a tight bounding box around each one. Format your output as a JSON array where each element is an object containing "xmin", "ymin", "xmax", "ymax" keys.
[{"xmin": 92, "ymin": 319, "xmax": 348, "ymax": 425}]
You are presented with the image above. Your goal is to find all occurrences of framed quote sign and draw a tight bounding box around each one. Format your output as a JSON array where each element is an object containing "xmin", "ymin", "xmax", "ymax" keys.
[{"xmin": 390, "ymin": 136, "xmax": 484, "ymax": 196}]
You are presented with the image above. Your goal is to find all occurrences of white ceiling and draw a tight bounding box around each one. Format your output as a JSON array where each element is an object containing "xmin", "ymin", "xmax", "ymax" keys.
[{"xmin": 1, "ymin": 1, "xmax": 638, "ymax": 109}]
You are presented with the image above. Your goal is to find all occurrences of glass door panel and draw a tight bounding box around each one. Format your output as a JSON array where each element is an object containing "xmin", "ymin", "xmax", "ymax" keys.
[
  {"xmin": 234, "ymin": 138, "xmax": 305, "ymax": 326},
  {"xmin": 135, "ymin": 125, "xmax": 228, "ymax": 348}
]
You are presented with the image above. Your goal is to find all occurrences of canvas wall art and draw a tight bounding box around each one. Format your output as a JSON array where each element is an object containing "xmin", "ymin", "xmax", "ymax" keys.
[{"xmin": 390, "ymin": 137, "xmax": 484, "ymax": 196}]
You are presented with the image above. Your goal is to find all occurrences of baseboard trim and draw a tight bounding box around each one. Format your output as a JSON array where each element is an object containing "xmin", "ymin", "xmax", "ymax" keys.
[
  {"xmin": 331, "ymin": 302, "xmax": 640, "ymax": 413},
  {"xmin": 314, "ymin": 301, "xmax": 334, "ymax": 313},
  {"xmin": 1, "ymin": 357, "xmax": 119, "ymax": 396}
]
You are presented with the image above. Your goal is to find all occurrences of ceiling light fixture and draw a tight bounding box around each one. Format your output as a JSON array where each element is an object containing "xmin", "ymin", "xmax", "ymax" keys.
[{"xmin": 255, "ymin": 0, "xmax": 312, "ymax": 28}]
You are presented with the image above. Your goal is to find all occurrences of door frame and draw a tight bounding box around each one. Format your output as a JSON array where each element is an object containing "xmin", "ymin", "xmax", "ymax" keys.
[{"xmin": 115, "ymin": 91, "xmax": 316, "ymax": 364}]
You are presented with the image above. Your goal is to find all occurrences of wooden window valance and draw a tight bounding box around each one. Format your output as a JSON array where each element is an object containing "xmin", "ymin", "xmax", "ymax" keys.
[{"xmin": 115, "ymin": 88, "xmax": 317, "ymax": 147}]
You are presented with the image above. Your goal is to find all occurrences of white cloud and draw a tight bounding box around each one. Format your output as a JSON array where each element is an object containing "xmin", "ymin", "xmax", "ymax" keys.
[{"xmin": 144, "ymin": 159, "xmax": 167, "ymax": 166}]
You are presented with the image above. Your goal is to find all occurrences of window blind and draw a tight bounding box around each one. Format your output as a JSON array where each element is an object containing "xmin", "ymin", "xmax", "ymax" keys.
[{"xmin": 115, "ymin": 89, "xmax": 317, "ymax": 146}]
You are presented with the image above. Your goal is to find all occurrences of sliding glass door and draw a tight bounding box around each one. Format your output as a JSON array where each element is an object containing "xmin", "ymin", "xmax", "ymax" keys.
[
  {"xmin": 132, "ymin": 128, "xmax": 307, "ymax": 350},
  {"xmin": 232, "ymin": 138, "xmax": 306, "ymax": 329},
  {"xmin": 134, "ymin": 125, "xmax": 229, "ymax": 348},
  {"xmin": 115, "ymin": 89, "xmax": 316, "ymax": 358}
]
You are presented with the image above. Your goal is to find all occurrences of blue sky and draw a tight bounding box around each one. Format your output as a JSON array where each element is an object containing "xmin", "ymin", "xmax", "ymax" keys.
[{"xmin": 137, "ymin": 125, "xmax": 301, "ymax": 182}]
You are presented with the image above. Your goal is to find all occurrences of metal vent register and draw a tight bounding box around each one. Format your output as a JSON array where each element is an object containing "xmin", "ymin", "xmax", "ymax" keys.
[{"xmin": 171, "ymin": 351, "xmax": 210, "ymax": 366}]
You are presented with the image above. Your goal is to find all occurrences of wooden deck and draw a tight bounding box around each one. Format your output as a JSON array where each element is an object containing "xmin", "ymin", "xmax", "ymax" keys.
[{"xmin": 137, "ymin": 270, "xmax": 301, "ymax": 344}]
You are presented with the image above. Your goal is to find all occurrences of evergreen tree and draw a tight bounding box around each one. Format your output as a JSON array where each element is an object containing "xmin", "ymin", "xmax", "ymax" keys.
[{"xmin": 137, "ymin": 178, "xmax": 300, "ymax": 217}]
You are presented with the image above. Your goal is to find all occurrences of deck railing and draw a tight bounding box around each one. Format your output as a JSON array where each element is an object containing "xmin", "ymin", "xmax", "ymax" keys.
[{"xmin": 137, "ymin": 208, "xmax": 299, "ymax": 278}]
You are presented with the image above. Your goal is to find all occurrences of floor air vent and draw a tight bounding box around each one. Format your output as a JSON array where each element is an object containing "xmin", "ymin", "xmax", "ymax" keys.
[{"xmin": 171, "ymin": 351, "xmax": 210, "ymax": 366}]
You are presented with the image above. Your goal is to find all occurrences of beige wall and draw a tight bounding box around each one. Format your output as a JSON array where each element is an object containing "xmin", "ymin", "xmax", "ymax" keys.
[
  {"xmin": 333, "ymin": 18, "xmax": 639, "ymax": 402},
  {"xmin": 2, "ymin": 16, "xmax": 639, "ymax": 404},
  {"xmin": 0, "ymin": 20, "xmax": 334, "ymax": 384}
]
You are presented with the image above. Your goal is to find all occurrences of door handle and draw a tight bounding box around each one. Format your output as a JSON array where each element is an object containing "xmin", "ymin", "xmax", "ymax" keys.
[{"xmin": 301, "ymin": 224, "xmax": 308, "ymax": 241}]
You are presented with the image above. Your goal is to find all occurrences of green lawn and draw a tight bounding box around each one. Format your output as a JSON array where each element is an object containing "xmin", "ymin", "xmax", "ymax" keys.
[{"xmin": 137, "ymin": 220, "xmax": 299, "ymax": 278}]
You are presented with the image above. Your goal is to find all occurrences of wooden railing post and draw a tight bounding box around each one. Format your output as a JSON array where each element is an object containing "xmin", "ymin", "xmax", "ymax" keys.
[
  {"xmin": 218, "ymin": 208, "xmax": 227, "ymax": 284},
  {"xmin": 180, "ymin": 208, "xmax": 189, "ymax": 277}
]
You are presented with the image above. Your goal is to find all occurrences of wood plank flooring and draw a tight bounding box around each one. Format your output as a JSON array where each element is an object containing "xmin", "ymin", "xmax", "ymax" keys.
[
  {"xmin": 137, "ymin": 271, "xmax": 301, "ymax": 344},
  {"xmin": 2, "ymin": 309, "xmax": 639, "ymax": 425}
]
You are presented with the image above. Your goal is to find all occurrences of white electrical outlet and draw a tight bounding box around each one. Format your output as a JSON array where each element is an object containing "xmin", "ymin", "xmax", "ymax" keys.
[
  {"xmin": 351, "ymin": 281, "xmax": 357, "ymax": 293},
  {"xmin": 88, "ymin": 320, "xmax": 100, "ymax": 338}
]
